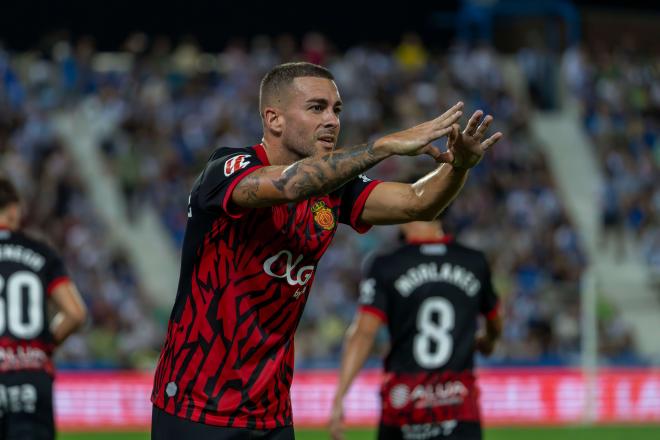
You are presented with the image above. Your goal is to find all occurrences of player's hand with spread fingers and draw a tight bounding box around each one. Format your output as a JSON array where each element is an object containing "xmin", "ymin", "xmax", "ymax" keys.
[
  {"xmin": 443, "ymin": 110, "xmax": 503, "ymax": 170},
  {"xmin": 373, "ymin": 102, "xmax": 464, "ymax": 161}
]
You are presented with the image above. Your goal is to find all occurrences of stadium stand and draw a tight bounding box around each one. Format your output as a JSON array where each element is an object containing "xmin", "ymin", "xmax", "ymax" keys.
[{"xmin": 0, "ymin": 32, "xmax": 650, "ymax": 369}]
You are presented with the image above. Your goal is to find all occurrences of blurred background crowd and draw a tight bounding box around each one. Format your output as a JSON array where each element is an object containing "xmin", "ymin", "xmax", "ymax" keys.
[{"xmin": 1, "ymin": 25, "xmax": 656, "ymax": 369}]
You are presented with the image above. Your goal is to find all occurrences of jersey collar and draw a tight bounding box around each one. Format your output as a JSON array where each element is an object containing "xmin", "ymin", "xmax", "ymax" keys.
[
  {"xmin": 406, "ymin": 235, "xmax": 453, "ymax": 245},
  {"xmin": 254, "ymin": 143, "xmax": 271, "ymax": 166}
]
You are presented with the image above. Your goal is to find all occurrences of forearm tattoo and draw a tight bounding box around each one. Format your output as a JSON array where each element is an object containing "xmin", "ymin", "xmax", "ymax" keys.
[
  {"xmin": 275, "ymin": 142, "xmax": 378, "ymax": 200},
  {"xmin": 236, "ymin": 142, "xmax": 382, "ymax": 206}
]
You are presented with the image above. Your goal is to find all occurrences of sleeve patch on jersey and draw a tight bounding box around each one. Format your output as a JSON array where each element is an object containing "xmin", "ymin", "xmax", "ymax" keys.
[
  {"xmin": 47, "ymin": 276, "xmax": 70, "ymax": 295},
  {"xmin": 358, "ymin": 278, "xmax": 376, "ymax": 304},
  {"xmin": 223, "ymin": 154, "xmax": 252, "ymax": 177}
]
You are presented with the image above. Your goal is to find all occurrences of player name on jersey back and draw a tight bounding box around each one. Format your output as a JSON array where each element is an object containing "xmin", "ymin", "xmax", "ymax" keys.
[
  {"xmin": 0, "ymin": 244, "xmax": 46, "ymax": 271},
  {"xmin": 394, "ymin": 262, "xmax": 481, "ymax": 297}
]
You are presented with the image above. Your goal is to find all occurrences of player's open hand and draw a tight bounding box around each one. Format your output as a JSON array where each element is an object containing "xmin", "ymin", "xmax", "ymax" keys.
[
  {"xmin": 441, "ymin": 110, "xmax": 502, "ymax": 169},
  {"xmin": 373, "ymin": 102, "xmax": 464, "ymax": 161},
  {"xmin": 329, "ymin": 400, "xmax": 346, "ymax": 440}
]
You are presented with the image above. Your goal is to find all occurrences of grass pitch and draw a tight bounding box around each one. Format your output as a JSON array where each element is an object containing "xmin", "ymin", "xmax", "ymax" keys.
[{"xmin": 60, "ymin": 425, "xmax": 660, "ymax": 440}]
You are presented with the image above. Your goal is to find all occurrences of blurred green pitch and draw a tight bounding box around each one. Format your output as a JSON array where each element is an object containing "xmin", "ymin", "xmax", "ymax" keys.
[{"xmin": 60, "ymin": 425, "xmax": 660, "ymax": 440}]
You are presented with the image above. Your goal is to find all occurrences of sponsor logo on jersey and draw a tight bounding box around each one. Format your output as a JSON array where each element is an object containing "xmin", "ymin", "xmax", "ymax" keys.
[
  {"xmin": 311, "ymin": 201, "xmax": 335, "ymax": 230},
  {"xmin": 401, "ymin": 422, "xmax": 457, "ymax": 440},
  {"xmin": 223, "ymin": 154, "xmax": 251, "ymax": 177},
  {"xmin": 390, "ymin": 381, "xmax": 468, "ymax": 409},
  {"xmin": 0, "ymin": 347, "xmax": 49, "ymax": 372},
  {"xmin": 390, "ymin": 384, "xmax": 411, "ymax": 409},
  {"xmin": 263, "ymin": 250, "xmax": 315, "ymax": 298}
]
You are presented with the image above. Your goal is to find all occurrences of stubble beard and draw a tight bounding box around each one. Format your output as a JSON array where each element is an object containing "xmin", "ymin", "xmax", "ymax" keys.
[{"xmin": 282, "ymin": 133, "xmax": 321, "ymax": 162}]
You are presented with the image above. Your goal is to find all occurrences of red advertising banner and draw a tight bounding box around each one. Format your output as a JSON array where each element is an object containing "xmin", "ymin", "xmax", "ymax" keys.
[{"xmin": 54, "ymin": 369, "xmax": 660, "ymax": 430}]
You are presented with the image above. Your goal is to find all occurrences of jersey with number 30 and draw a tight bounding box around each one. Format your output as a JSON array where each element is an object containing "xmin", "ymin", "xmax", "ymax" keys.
[
  {"xmin": 358, "ymin": 237, "xmax": 498, "ymax": 426},
  {"xmin": 0, "ymin": 229, "xmax": 69, "ymax": 377}
]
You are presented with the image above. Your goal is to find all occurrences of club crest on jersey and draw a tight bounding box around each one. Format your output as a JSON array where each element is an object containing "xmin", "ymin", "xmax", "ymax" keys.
[
  {"xmin": 223, "ymin": 154, "xmax": 251, "ymax": 177},
  {"xmin": 311, "ymin": 201, "xmax": 335, "ymax": 230}
]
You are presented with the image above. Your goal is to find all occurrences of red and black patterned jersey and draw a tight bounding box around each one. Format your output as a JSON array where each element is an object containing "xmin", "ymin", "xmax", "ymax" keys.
[
  {"xmin": 0, "ymin": 229, "xmax": 69, "ymax": 377},
  {"xmin": 357, "ymin": 237, "xmax": 499, "ymax": 426},
  {"xmin": 152, "ymin": 143, "xmax": 381, "ymax": 429}
]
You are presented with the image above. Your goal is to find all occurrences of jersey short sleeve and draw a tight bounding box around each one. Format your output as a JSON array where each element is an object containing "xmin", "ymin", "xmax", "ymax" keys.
[
  {"xmin": 197, "ymin": 147, "xmax": 265, "ymax": 218},
  {"xmin": 338, "ymin": 174, "xmax": 381, "ymax": 233},
  {"xmin": 478, "ymin": 253, "xmax": 499, "ymax": 320},
  {"xmin": 357, "ymin": 255, "xmax": 388, "ymax": 323},
  {"xmin": 43, "ymin": 246, "xmax": 69, "ymax": 296}
]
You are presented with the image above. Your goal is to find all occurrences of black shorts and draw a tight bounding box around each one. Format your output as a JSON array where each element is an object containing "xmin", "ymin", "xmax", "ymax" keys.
[
  {"xmin": 378, "ymin": 421, "xmax": 481, "ymax": 440},
  {"xmin": 0, "ymin": 370, "xmax": 55, "ymax": 440},
  {"xmin": 151, "ymin": 405, "xmax": 295, "ymax": 440}
]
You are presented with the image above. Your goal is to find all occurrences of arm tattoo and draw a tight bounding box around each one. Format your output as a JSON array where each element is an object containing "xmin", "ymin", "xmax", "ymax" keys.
[
  {"xmin": 234, "ymin": 142, "xmax": 385, "ymax": 207},
  {"xmin": 275, "ymin": 142, "xmax": 380, "ymax": 201},
  {"xmin": 242, "ymin": 174, "xmax": 261, "ymax": 205}
]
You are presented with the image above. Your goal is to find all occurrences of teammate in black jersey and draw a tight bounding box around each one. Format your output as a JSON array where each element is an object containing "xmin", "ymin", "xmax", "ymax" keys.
[
  {"xmin": 330, "ymin": 218, "xmax": 502, "ymax": 440},
  {"xmin": 0, "ymin": 177, "xmax": 87, "ymax": 440}
]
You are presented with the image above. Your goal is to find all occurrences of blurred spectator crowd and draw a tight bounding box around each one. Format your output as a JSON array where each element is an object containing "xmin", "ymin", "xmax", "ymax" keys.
[
  {"xmin": 0, "ymin": 31, "xmax": 647, "ymax": 369},
  {"xmin": 562, "ymin": 43, "xmax": 660, "ymax": 274}
]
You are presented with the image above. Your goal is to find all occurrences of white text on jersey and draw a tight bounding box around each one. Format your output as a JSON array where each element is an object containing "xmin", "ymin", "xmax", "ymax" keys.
[
  {"xmin": 394, "ymin": 262, "xmax": 480, "ymax": 297},
  {"xmin": 0, "ymin": 245, "xmax": 45, "ymax": 272}
]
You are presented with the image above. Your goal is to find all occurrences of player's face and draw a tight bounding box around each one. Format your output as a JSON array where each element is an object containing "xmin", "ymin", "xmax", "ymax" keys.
[
  {"xmin": 280, "ymin": 77, "xmax": 342, "ymax": 158},
  {"xmin": 2, "ymin": 203, "xmax": 21, "ymax": 230}
]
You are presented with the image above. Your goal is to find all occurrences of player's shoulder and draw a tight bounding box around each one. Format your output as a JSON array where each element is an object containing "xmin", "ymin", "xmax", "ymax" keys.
[
  {"xmin": 447, "ymin": 240, "xmax": 489, "ymax": 266},
  {"xmin": 333, "ymin": 173, "xmax": 376, "ymax": 194},
  {"xmin": 5, "ymin": 229, "xmax": 58, "ymax": 257},
  {"xmin": 202, "ymin": 145, "xmax": 265, "ymax": 180},
  {"xmin": 362, "ymin": 243, "xmax": 411, "ymax": 273},
  {"xmin": 208, "ymin": 145, "xmax": 252, "ymax": 160},
  {"xmin": 208, "ymin": 144, "xmax": 268, "ymax": 168},
  {"xmin": 448, "ymin": 240, "xmax": 484, "ymax": 256}
]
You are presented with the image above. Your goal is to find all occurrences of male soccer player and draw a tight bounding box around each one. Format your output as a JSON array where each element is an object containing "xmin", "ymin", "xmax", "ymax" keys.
[
  {"xmin": 0, "ymin": 176, "xmax": 87, "ymax": 440},
  {"xmin": 329, "ymin": 218, "xmax": 502, "ymax": 440},
  {"xmin": 151, "ymin": 62, "xmax": 502, "ymax": 439}
]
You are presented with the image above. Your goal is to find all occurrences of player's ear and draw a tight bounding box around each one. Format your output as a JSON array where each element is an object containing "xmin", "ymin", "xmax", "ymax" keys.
[{"xmin": 263, "ymin": 107, "xmax": 284, "ymax": 136}]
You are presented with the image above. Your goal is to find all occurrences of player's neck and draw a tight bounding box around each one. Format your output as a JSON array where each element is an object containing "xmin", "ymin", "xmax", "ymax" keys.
[
  {"xmin": 406, "ymin": 235, "xmax": 453, "ymax": 244},
  {"xmin": 260, "ymin": 138, "xmax": 304, "ymax": 166},
  {"xmin": 404, "ymin": 232, "xmax": 452, "ymax": 245},
  {"xmin": 0, "ymin": 216, "xmax": 15, "ymax": 230}
]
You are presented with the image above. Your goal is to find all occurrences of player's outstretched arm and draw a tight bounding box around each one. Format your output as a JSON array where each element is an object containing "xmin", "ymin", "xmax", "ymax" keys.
[
  {"xmin": 50, "ymin": 281, "xmax": 87, "ymax": 346},
  {"xmin": 232, "ymin": 103, "xmax": 464, "ymax": 208},
  {"xmin": 329, "ymin": 311, "xmax": 383, "ymax": 440},
  {"xmin": 360, "ymin": 110, "xmax": 503, "ymax": 224}
]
